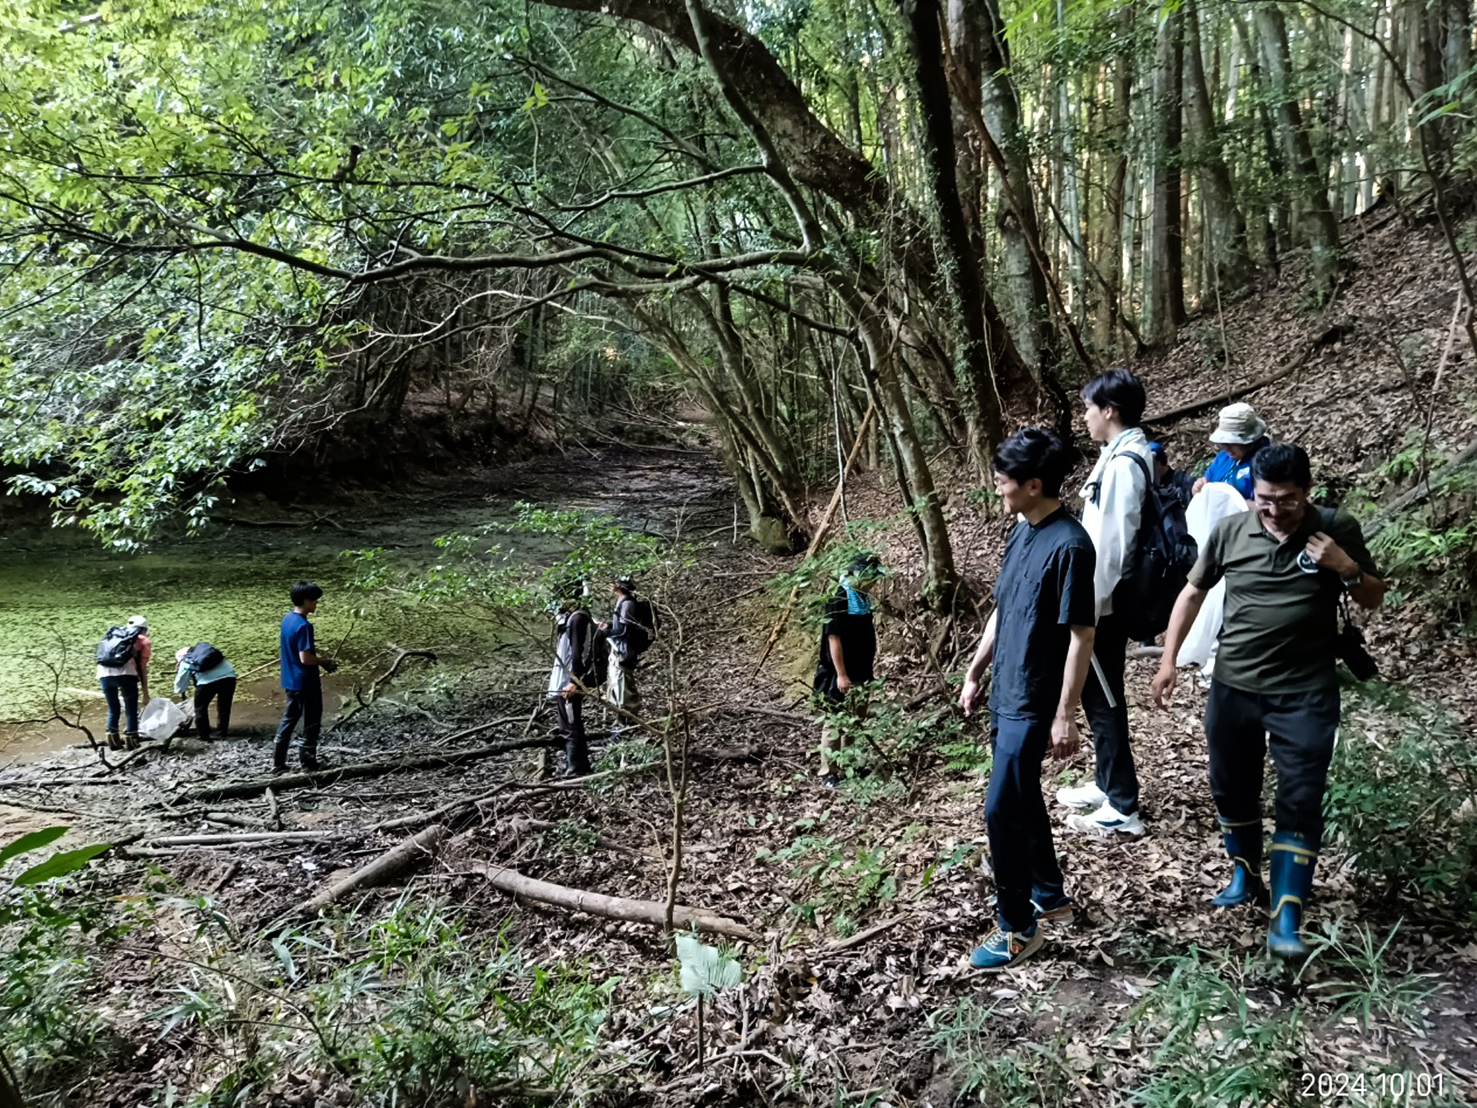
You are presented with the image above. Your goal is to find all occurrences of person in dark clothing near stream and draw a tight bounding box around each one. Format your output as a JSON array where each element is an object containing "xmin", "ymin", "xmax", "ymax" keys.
[
  {"xmin": 959, "ymin": 428, "xmax": 1097, "ymax": 971},
  {"xmin": 548, "ymin": 583, "xmax": 597, "ymax": 777},
  {"xmin": 812, "ymin": 553, "xmax": 884, "ymax": 787},
  {"xmin": 1153, "ymin": 443, "xmax": 1385, "ymax": 958},
  {"xmin": 273, "ymin": 581, "xmax": 338, "ymax": 773},
  {"xmin": 174, "ymin": 644, "xmax": 237, "ymax": 741},
  {"xmin": 602, "ymin": 575, "xmax": 646, "ymax": 737}
]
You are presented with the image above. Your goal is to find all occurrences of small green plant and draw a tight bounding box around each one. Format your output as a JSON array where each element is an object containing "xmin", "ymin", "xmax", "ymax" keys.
[
  {"xmin": 1299, "ymin": 921, "xmax": 1440, "ymax": 1030},
  {"xmin": 157, "ymin": 897, "xmax": 620, "ymax": 1106},
  {"xmin": 926, "ymin": 996, "xmax": 1076, "ymax": 1106},
  {"xmin": 675, "ymin": 933, "xmax": 742, "ymax": 1069},
  {"xmin": 1120, "ymin": 951, "xmax": 1303, "ymax": 1107},
  {"xmin": 1323, "ymin": 686, "xmax": 1477, "ymax": 922},
  {"xmin": 0, "ymin": 827, "xmax": 118, "ymax": 1106},
  {"xmin": 759, "ymin": 828, "xmax": 899, "ymax": 928}
]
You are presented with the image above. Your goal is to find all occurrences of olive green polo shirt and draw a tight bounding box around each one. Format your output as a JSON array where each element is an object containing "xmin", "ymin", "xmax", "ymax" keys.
[{"xmin": 1188, "ymin": 505, "xmax": 1379, "ymax": 694}]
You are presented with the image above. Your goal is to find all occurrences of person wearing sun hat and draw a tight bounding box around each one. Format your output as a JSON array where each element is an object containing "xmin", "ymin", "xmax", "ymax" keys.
[{"xmin": 1193, "ymin": 402, "xmax": 1270, "ymax": 501}]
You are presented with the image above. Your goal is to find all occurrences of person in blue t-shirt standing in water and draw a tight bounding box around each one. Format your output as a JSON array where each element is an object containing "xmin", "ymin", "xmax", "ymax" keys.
[
  {"xmin": 959, "ymin": 429, "xmax": 1098, "ymax": 970},
  {"xmin": 273, "ymin": 580, "xmax": 338, "ymax": 773}
]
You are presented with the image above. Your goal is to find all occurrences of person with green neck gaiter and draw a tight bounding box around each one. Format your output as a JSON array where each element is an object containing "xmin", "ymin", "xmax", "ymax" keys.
[{"xmin": 813, "ymin": 553, "xmax": 885, "ymax": 787}]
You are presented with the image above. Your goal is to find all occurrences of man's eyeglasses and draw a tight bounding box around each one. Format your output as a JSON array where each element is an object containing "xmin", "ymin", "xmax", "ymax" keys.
[{"xmin": 1254, "ymin": 494, "xmax": 1303, "ymax": 511}]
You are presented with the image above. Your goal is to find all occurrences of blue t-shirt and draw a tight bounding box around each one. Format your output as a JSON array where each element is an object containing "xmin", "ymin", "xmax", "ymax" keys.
[
  {"xmin": 279, "ymin": 611, "xmax": 318, "ymax": 691},
  {"xmin": 990, "ymin": 508, "xmax": 1098, "ymax": 721},
  {"xmin": 1202, "ymin": 438, "xmax": 1267, "ymax": 500}
]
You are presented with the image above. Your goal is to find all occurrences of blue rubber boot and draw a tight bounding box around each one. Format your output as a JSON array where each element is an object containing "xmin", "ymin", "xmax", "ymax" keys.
[
  {"xmin": 1267, "ymin": 832, "xmax": 1317, "ymax": 959},
  {"xmin": 1213, "ymin": 816, "xmax": 1265, "ymax": 907}
]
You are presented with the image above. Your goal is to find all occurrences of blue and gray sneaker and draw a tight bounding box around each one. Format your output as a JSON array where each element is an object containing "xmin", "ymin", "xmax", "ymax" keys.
[{"xmin": 969, "ymin": 925, "xmax": 1043, "ymax": 971}]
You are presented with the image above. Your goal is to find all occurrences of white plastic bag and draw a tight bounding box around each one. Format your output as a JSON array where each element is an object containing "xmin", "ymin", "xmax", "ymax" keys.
[
  {"xmin": 139, "ymin": 697, "xmax": 188, "ymax": 742},
  {"xmin": 1176, "ymin": 484, "xmax": 1250, "ymax": 669}
]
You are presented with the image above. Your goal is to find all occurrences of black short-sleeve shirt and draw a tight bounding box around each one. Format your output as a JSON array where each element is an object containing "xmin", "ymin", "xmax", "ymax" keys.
[
  {"xmin": 1188, "ymin": 505, "xmax": 1380, "ymax": 694},
  {"xmin": 990, "ymin": 508, "xmax": 1098, "ymax": 721},
  {"xmin": 813, "ymin": 588, "xmax": 876, "ymax": 703}
]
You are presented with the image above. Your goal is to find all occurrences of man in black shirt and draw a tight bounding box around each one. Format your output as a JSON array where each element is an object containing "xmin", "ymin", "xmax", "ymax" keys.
[
  {"xmin": 813, "ymin": 553, "xmax": 883, "ymax": 785},
  {"xmin": 960, "ymin": 429, "xmax": 1098, "ymax": 970}
]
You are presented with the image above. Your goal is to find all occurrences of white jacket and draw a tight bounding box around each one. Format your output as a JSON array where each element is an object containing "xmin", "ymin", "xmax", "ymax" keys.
[{"xmin": 1078, "ymin": 428, "xmax": 1153, "ymax": 617}]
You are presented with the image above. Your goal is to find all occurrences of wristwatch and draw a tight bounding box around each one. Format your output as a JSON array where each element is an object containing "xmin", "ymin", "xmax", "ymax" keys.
[{"xmin": 1340, "ymin": 570, "xmax": 1364, "ymax": 589}]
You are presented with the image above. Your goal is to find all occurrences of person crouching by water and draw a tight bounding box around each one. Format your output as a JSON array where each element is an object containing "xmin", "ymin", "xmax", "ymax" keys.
[
  {"xmin": 96, "ymin": 614, "xmax": 152, "ymax": 750},
  {"xmin": 812, "ymin": 553, "xmax": 884, "ymax": 788},
  {"xmin": 547, "ymin": 582, "xmax": 597, "ymax": 778},
  {"xmin": 174, "ymin": 643, "xmax": 237, "ymax": 741},
  {"xmin": 959, "ymin": 429, "xmax": 1097, "ymax": 970}
]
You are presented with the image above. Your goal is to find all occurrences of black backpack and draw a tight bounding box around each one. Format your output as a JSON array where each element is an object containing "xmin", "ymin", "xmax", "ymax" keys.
[
  {"xmin": 1101, "ymin": 451, "xmax": 1199, "ymax": 641},
  {"xmin": 621, "ymin": 596, "xmax": 659, "ymax": 657},
  {"xmin": 184, "ymin": 641, "xmax": 225, "ymax": 671},
  {"xmin": 570, "ymin": 612, "xmax": 607, "ymax": 690},
  {"xmin": 96, "ymin": 625, "xmax": 143, "ymax": 667}
]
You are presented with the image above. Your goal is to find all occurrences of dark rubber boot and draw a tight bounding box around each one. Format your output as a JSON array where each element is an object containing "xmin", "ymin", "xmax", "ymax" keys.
[
  {"xmin": 563, "ymin": 740, "xmax": 592, "ymax": 778},
  {"xmin": 1213, "ymin": 816, "xmax": 1265, "ymax": 907},
  {"xmin": 106, "ymin": 731, "xmax": 121, "ymax": 751},
  {"xmin": 1267, "ymin": 831, "xmax": 1317, "ymax": 959},
  {"xmin": 123, "ymin": 731, "xmax": 140, "ymax": 750}
]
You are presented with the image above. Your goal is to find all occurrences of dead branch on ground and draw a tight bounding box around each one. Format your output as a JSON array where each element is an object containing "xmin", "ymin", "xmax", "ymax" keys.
[{"xmin": 472, "ymin": 862, "xmax": 758, "ymax": 942}]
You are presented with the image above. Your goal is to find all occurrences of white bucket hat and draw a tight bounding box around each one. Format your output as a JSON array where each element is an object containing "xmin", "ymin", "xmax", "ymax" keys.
[
  {"xmin": 127, "ymin": 614, "xmax": 149, "ymax": 630},
  {"xmin": 1208, "ymin": 402, "xmax": 1268, "ymax": 445}
]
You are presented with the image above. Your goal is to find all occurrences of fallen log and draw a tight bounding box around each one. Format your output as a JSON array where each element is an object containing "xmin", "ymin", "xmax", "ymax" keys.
[
  {"xmin": 471, "ymin": 862, "xmax": 759, "ymax": 942},
  {"xmin": 291, "ymin": 824, "xmax": 451, "ymax": 920},
  {"xmin": 176, "ymin": 736, "xmax": 556, "ymax": 803},
  {"xmin": 149, "ymin": 830, "xmax": 344, "ymax": 847},
  {"xmin": 1142, "ymin": 341, "xmax": 1316, "ymax": 426},
  {"xmin": 1362, "ymin": 436, "xmax": 1477, "ymax": 541}
]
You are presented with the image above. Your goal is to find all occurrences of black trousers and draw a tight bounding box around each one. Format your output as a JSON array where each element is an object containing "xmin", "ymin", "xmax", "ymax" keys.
[
  {"xmin": 1080, "ymin": 612, "xmax": 1139, "ymax": 814},
  {"xmin": 273, "ymin": 684, "xmax": 323, "ymax": 768},
  {"xmin": 1205, "ymin": 681, "xmax": 1339, "ymax": 850},
  {"xmin": 554, "ymin": 693, "xmax": 590, "ymax": 772},
  {"xmin": 194, "ymin": 677, "xmax": 236, "ymax": 740},
  {"xmin": 984, "ymin": 716, "xmax": 1067, "ymax": 933}
]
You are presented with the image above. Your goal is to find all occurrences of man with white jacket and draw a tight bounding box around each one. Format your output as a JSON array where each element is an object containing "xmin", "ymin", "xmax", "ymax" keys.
[{"xmin": 1063, "ymin": 369, "xmax": 1153, "ymax": 836}]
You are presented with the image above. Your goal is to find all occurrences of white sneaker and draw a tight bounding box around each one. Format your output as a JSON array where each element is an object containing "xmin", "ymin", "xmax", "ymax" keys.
[
  {"xmin": 1065, "ymin": 802, "xmax": 1146, "ymax": 837},
  {"xmin": 1055, "ymin": 782, "xmax": 1108, "ymax": 810}
]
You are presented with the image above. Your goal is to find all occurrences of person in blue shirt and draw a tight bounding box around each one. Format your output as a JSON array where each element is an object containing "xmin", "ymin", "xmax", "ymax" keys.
[
  {"xmin": 272, "ymin": 581, "xmax": 338, "ymax": 773},
  {"xmin": 1193, "ymin": 402, "xmax": 1270, "ymax": 501},
  {"xmin": 959, "ymin": 428, "xmax": 1097, "ymax": 970}
]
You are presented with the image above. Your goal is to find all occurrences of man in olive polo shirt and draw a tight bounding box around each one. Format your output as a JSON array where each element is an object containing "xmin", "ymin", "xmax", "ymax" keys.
[{"xmin": 1151, "ymin": 444, "xmax": 1385, "ymax": 958}]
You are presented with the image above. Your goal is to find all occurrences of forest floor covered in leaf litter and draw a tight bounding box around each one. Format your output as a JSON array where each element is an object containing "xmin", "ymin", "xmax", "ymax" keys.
[{"xmin": 4, "ymin": 215, "xmax": 1477, "ymax": 1107}]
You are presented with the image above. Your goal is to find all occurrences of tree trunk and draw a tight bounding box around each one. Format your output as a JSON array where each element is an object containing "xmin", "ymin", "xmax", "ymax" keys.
[
  {"xmin": 1184, "ymin": 0, "xmax": 1250, "ymax": 295},
  {"xmin": 1255, "ymin": 5, "xmax": 1340, "ymax": 300},
  {"xmin": 1146, "ymin": 6, "xmax": 1187, "ymax": 344},
  {"xmin": 1096, "ymin": 15, "xmax": 1133, "ymax": 354},
  {"xmin": 899, "ymin": 0, "xmax": 1006, "ymax": 471},
  {"xmin": 976, "ymin": 0, "xmax": 1056, "ymax": 377}
]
